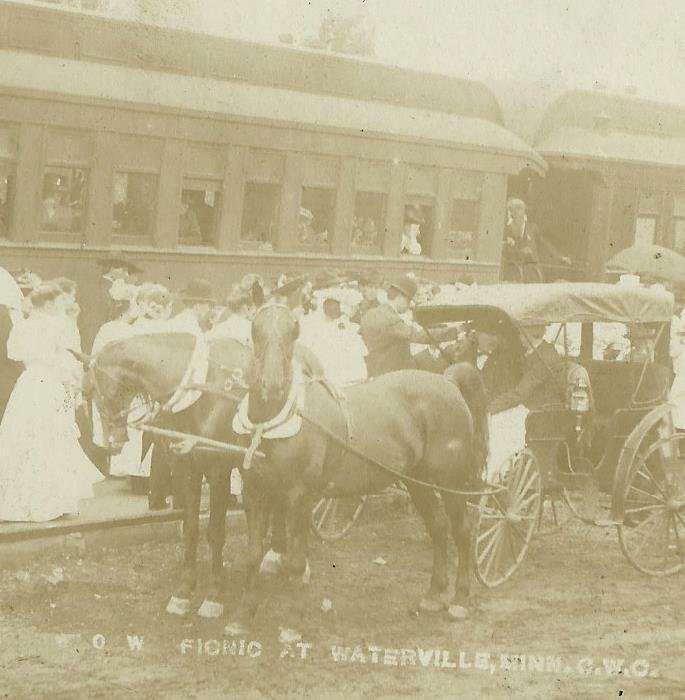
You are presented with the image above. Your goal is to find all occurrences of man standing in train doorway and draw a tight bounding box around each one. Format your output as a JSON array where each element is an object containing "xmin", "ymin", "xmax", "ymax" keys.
[
  {"xmin": 502, "ymin": 198, "xmax": 571, "ymax": 282},
  {"xmin": 360, "ymin": 274, "xmax": 459, "ymax": 378}
]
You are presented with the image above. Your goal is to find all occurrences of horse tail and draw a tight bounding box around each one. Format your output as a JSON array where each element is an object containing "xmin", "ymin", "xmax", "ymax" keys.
[{"xmin": 444, "ymin": 362, "xmax": 489, "ymax": 477}]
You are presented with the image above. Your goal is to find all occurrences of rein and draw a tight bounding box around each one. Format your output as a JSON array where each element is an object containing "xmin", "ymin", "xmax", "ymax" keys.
[{"xmin": 297, "ymin": 378, "xmax": 505, "ymax": 498}]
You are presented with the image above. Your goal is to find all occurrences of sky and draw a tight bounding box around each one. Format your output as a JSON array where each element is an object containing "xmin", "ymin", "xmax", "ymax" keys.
[
  {"xmin": 13, "ymin": 1, "xmax": 685, "ymax": 105},
  {"xmin": 195, "ymin": 0, "xmax": 685, "ymax": 105}
]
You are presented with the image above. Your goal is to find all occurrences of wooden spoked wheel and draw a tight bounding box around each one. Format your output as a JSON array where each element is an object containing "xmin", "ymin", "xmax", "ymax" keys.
[
  {"xmin": 475, "ymin": 449, "xmax": 543, "ymax": 587},
  {"xmin": 310, "ymin": 496, "xmax": 368, "ymax": 542},
  {"xmin": 617, "ymin": 433, "xmax": 685, "ymax": 576}
]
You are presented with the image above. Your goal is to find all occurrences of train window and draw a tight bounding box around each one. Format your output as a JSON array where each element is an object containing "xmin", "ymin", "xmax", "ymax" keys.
[
  {"xmin": 298, "ymin": 187, "xmax": 335, "ymax": 250},
  {"xmin": 351, "ymin": 192, "xmax": 385, "ymax": 252},
  {"xmin": 112, "ymin": 172, "xmax": 157, "ymax": 239},
  {"xmin": 40, "ymin": 167, "xmax": 88, "ymax": 234},
  {"xmin": 446, "ymin": 199, "xmax": 479, "ymax": 260},
  {"xmin": 401, "ymin": 202, "xmax": 433, "ymax": 256},
  {"xmin": 179, "ymin": 182, "xmax": 222, "ymax": 246},
  {"xmin": 0, "ymin": 162, "xmax": 15, "ymax": 239},
  {"xmin": 240, "ymin": 182, "xmax": 280, "ymax": 249}
]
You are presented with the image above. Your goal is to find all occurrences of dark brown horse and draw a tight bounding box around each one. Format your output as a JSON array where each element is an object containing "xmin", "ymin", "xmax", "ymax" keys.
[
  {"xmin": 225, "ymin": 304, "xmax": 489, "ymax": 637},
  {"xmin": 87, "ymin": 332, "xmax": 267, "ymax": 618}
]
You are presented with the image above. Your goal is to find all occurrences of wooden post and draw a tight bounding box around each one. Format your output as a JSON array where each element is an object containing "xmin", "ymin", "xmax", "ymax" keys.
[
  {"xmin": 12, "ymin": 123, "xmax": 43, "ymax": 244},
  {"xmin": 277, "ymin": 152, "xmax": 303, "ymax": 253},
  {"xmin": 86, "ymin": 130, "xmax": 115, "ymax": 247},
  {"xmin": 476, "ymin": 172, "xmax": 507, "ymax": 265},
  {"xmin": 216, "ymin": 144, "xmax": 246, "ymax": 251},
  {"xmin": 331, "ymin": 156, "xmax": 356, "ymax": 256},
  {"xmin": 383, "ymin": 160, "xmax": 406, "ymax": 257},
  {"xmin": 154, "ymin": 138, "xmax": 184, "ymax": 249},
  {"xmin": 431, "ymin": 167, "xmax": 453, "ymax": 259}
]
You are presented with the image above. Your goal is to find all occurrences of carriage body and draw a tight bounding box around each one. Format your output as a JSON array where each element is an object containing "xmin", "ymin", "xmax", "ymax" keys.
[{"xmin": 416, "ymin": 282, "xmax": 684, "ymax": 582}]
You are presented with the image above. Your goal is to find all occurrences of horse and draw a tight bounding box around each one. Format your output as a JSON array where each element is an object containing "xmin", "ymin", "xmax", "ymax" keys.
[
  {"xmin": 86, "ymin": 331, "xmax": 273, "ymax": 618},
  {"xmin": 224, "ymin": 304, "xmax": 489, "ymax": 637}
]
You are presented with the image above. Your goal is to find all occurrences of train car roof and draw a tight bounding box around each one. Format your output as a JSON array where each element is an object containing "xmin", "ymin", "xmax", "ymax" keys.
[
  {"xmin": 416, "ymin": 282, "xmax": 675, "ymax": 326},
  {"xmin": 0, "ymin": 50, "xmax": 544, "ymax": 170}
]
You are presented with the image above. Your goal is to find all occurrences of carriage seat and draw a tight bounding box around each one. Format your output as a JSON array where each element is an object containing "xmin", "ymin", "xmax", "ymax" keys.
[{"xmin": 587, "ymin": 360, "xmax": 670, "ymax": 418}]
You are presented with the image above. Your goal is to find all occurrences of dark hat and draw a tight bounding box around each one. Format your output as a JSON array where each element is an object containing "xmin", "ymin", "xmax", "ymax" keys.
[
  {"xmin": 178, "ymin": 279, "xmax": 216, "ymax": 304},
  {"xmin": 97, "ymin": 254, "xmax": 142, "ymax": 275},
  {"xmin": 387, "ymin": 274, "xmax": 418, "ymax": 300}
]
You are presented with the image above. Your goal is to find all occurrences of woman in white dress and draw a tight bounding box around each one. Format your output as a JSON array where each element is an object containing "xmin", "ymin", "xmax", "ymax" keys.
[{"xmin": 0, "ymin": 283, "xmax": 103, "ymax": 522}]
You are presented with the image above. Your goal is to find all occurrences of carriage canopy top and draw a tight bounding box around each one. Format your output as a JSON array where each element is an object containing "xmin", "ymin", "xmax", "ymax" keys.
[{"xmin": 416, "ymin": 282, "xmax": 675, "ymax": 328}]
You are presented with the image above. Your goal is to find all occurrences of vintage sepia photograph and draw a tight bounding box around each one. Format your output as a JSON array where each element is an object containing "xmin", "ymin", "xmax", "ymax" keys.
[{"xmin": 0, "ymin": 1, "xmax": 683, "ymax": 697}]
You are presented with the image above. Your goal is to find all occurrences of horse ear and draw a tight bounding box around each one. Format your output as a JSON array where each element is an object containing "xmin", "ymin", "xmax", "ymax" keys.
[{"xmin": 68, "ymin": 348, "xmax": 92, "ymax": 369}]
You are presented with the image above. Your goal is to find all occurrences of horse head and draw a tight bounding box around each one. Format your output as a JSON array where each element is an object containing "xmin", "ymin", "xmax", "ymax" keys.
[
  {"xmin": 88, "ymin": 333, "xmax": 197, "ymax": 453},
  {"xmin": 250, "ymin": 304, "xmax": 299, "ymax": 406}
]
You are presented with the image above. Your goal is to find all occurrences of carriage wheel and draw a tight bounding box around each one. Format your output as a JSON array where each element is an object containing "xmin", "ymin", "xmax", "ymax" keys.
[
  {"xmin": 475, "ymin": 449, "xmax": 543, "ymax": 587},
  {"xmin": 310, "ymin": 496, "xmax": 368, "ymax": 542},
  {"xmin": 617, "ymin": 432, "xmax": 685, "ymax": 576}
]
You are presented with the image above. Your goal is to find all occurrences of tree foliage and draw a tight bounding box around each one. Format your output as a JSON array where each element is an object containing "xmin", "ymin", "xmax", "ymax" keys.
[{"xmin": 301, "ymin": 13, "xmax": 375, "ymax": 57}]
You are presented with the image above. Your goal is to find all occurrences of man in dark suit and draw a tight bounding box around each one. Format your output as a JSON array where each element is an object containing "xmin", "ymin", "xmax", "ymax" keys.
[
  {"xmin": 360, "ymin": 274, "xmax": 459, "ymax": 378},
  {"xmin": 489, "ymin": 324, "xmax": 567, "ymax": 414},
  {"xmin": 502, "ymin": 198, "xmax": 571, "ymax": 282}
]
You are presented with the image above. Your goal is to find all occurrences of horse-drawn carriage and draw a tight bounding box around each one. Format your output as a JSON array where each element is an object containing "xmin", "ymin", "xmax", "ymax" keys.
[{"xmin": 415, "ymin": 282, "xmax": 684, "ymax": 584}]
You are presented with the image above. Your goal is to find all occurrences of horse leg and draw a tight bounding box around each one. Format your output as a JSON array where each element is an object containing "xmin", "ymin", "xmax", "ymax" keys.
[
  {"xmin": 443, "ymin": 493, "xmax": 476, "ymax": 621},
  {"xmin": 167, "ymin": 460, "xmax": 203, "ymax": 616},
  {"xmin": 277, "ymin": 489, "xmax": 313, "ymax": 641},
  {"xmin": 224, "ymin": 483, "xmax": 270, "ymax": 637},
  {"xmin": 405, "ymin": 483, "xmax": 450, "ymax": 612},
  {"xmin": 197, "ymin": 462, "xmax": 231, "ymax": 619},
  {"xmin": 259, "ymin": 497, "xmax": 288, "ymax": 575}
]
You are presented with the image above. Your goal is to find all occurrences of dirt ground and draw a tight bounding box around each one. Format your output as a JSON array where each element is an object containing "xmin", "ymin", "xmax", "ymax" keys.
[{"xmin": 0, "ymin": 504, "xmax": 682, "ymax": 700}]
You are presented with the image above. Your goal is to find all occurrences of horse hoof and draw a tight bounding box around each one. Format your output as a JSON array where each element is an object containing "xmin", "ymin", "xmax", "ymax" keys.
[
  {"xmin": 301, "ymin": 560, "xmax": 311, "ymax": 585},
  {"xmin": 447, "ymin": 605, "xmax": 469, "ymax": 621},
  {"xmin": 224, "ymin": 621, "xmax": 250, "ymax": 638},
  {"xmin": 197, "ymin": 600, "xmax": 224, "ymax": 619},
  {"xmin": 166, "ymin": 596, "xmax": 191, "ymax": 616},
  {"xmin": 259, "ymin": 549, "xmax": 283, "ymax": 575},
  {"xmin": 279, "ymin": 627, "xmax": 302, "ymax": 644},
  {"xmin": 419, "ymin": 596, "xmax": 446, "ymax": 613}
]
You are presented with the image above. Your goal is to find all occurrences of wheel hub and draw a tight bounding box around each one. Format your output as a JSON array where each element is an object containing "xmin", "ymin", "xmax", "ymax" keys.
[{"xmin": 505, "ymin": 512, "xmax": 523, "ymax": 524}]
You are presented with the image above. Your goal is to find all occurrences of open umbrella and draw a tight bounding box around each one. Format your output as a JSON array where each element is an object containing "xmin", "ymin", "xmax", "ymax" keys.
[{"xmin": 606, "ymin": 243, "xmax": 685, "ymax": 283}]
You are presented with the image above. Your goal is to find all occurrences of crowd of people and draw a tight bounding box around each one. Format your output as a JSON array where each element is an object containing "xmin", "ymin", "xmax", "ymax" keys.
[{"xmin": 0, "ymin": 252, "xmax": 683, "ymax": 524}]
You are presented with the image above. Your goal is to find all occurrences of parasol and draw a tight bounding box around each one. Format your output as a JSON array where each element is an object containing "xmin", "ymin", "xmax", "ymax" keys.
[{"xmin": 605, "ymin": 243, "xmax": 685, "ymax": 283}]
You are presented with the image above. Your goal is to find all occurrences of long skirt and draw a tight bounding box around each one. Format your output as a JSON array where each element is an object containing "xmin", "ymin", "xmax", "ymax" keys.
[
  {"xmin": 0, "ymin": 368, "xmax": 104, "ymax": 522},
  {"xmin": 486, "ymin": 405, "xmax": 529, "ymax": 482}
]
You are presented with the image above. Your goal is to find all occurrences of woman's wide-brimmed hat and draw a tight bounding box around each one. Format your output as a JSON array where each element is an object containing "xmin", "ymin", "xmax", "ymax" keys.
[{"xmin": 177, "ymin": 279, "xmax": 217, "ymax": 305}]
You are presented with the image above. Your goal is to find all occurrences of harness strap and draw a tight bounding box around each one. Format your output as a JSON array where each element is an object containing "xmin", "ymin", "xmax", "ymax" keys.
[{"xmin": 243, "ymin": 424, "xmax": 265, "ymax": 471}]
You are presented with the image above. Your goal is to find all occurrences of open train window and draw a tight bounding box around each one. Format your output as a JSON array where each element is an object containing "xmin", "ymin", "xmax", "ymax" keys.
[
  {"xmin": 112, "ymin": 172, "xmax": 157, "ymax": 240},
  {"xmin": 298, "ymin": 187, "xmax": 335, "ymax": 251},
  {"xmin": 240, "ymin": 182, "xmax": 280, "ymax": 250},
  {"xmin": 351, "ymin": 191, "xmax": 385, "ymax": 253},
  {"xmin": 179, "ymin": 180, "xmax": 222, "ymax": 247},
  {"xmin": 40, "ymin": 167, "xmax": 87, "ymax": 235}
]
